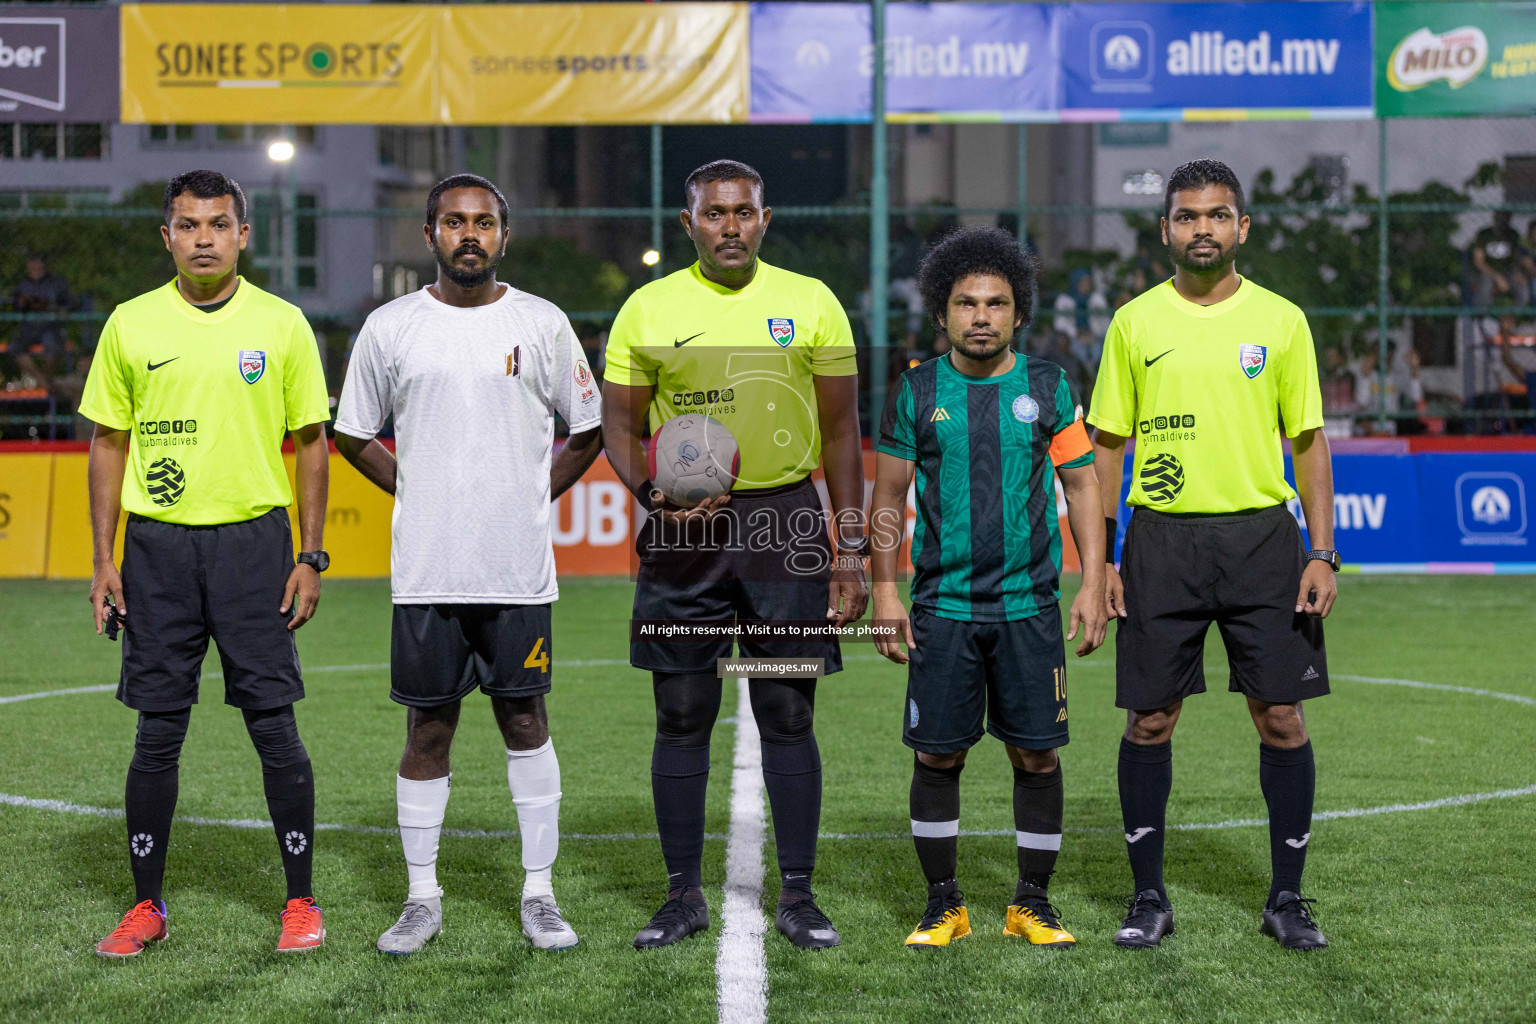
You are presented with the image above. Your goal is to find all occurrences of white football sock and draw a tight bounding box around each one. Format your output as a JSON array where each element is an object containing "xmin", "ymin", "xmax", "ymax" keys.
[
  {"xmin": 397, "ymin": 774, "xmax": 450, "ymax": 901},
  {"xmin": 506, "ymin": 740, "xmax": 561, "ymax": 899}
]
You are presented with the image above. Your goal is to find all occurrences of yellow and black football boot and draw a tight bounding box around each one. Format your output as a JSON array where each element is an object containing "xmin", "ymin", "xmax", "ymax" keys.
[
  {"xmin": 1004, "ymin": 891, "xmax": 1076, "ymax": 948},
  {"xmin": 905, "ymin": 886, "xmax": 970, "ymax": 949}
]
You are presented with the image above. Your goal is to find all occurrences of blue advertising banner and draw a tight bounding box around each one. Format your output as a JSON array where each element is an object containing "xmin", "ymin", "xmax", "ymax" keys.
[
  {"xmin": 1056, "ymin": 1, "xmax": 1375, "ymax": 117},
  {"xmin": 1114, "ymin": 452, "xmax": 1536, "ymax": 571},
  {"xmin": 750, "ymin": 2, "xmax": 1056, "ymax": 122},
  {"xmin": 1416, "ymin": 454, "xmax": 1534, "ymax": 565},
  {"xmin": 751, "ymin": 2, "xmax": 1376, "ymax": 122}
]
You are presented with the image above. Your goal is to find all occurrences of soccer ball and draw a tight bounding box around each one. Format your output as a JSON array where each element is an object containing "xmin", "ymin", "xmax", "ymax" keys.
[{"xmin": 647, "ymin": 414, "xmax": 739, "ymax": 508}]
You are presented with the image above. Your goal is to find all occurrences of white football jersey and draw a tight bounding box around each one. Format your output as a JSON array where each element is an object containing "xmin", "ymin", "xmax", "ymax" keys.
[{"xmin": 335, "ymin": 284, "xmax": 601, "ymax": 604}]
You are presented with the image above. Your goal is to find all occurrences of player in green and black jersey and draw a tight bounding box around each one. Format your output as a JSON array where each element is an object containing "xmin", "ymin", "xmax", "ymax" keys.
[{"xmin": 871, "ymin": 228, "xmax": 1107, "ymax": 950}]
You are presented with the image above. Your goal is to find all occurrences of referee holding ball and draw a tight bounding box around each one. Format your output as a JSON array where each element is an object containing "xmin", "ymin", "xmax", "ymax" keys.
[
  {"xmin": 82, "ymin": 171, "xmax": 332, "ymax": 958},
  {"xmin": 1089, "ymin": 160, "xmax": 1338, "ymax": 951},
  {"xmin": 603, "ymin": 160, "xmax": 866, "ymax": 951}
]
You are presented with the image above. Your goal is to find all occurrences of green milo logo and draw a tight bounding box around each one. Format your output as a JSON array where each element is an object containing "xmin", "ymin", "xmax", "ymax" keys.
[{"xmin": 146, "ymin": 458, "xmax": 186, "ymax": 508}]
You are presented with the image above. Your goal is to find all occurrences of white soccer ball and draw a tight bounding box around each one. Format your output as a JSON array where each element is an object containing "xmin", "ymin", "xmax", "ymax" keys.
[{"xmin": 647, "ymin": 414, "xmax": 740, "ymax": 508}]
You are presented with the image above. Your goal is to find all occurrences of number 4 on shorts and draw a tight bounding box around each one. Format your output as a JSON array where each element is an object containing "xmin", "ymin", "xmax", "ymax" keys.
[{"xmin": 524, "ymin": 637, "xmax": 550, "ymax": 673}]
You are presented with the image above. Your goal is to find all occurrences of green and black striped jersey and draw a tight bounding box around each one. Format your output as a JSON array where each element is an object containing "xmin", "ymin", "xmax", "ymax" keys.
[{"xmin": 877, "ymin": 352, "xmax": 1093, "ymax": 623}]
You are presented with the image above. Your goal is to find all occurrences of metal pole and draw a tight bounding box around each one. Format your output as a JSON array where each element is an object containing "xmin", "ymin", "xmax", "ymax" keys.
[
  {"xmin": 650, "ymin": 124, "xmax": 663, "ymax": 280},
  {"xmin": 1017, "ymin": 124, "xmax": 1031, "ymax": 347},
  {"xmin": 869, "ymin": 0, "xmax": 890, "ymax": 432},
  {"xmin": 1016, "ymin": 125, "xmax": 1028, "ymax": 246},
  {"xmin": 1376, "ymin": 117, "xmax": 1389, "ymax": 428}
]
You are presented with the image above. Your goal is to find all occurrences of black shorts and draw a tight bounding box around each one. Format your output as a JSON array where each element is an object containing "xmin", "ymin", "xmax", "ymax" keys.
[
  {"xmin": 903, "ymin": 604, "xmax": 1068, "ymax": 753},
  {"xmin": 1115, "ymin": 503, "xmax": 1329, "ymax": 711},
  {"xmin": 390, "ymin": 603, "xmax": 553, "ymax": 708},
  {"xmin": 118, "ymin": 508, "xmax": 303, "ymax": 713},
  {"xmin": 630, "ymin": 479, "xmax": 842, "ymax": 676}
]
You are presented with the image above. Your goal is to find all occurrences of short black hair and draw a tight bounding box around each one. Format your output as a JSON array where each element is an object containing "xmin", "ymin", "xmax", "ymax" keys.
[
  {"xmin": 1164, "ymin": 159, "xmax": 1245, "ymax": 219},
  {"xmin": 426, "ymin": 173, "xmax": 509, "ymax": 230},
  {"xmin": 163, "ymin": 170, "xmax": 247, "ymax": 225},
  {"xmin": 684, "ymin": 160, "xmax": 765, "ymax": 208},
  {"xmin": 917, "ymin": 226, "xmax": 1038, "ymax": 328}
]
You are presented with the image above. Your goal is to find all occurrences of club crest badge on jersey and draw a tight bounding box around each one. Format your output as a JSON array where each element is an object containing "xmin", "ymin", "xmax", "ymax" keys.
[
  {"xmin": 1239, "ymin": 344, "xmax": 1267, "ymax": 379},
  {"xmin": 1012, "ymin": 394, "xmax": 1039, "ymax": 423},
  {"xmin": 574, "ymin": 359, "xmax": 592, "ymax": 388},
  {"xmin": 767, "ymin": 318, "xmax": 795, "ymax": 347},
  {"xmin": 239, "ymin": 350, "xmax": 266, "ymax": 384}
]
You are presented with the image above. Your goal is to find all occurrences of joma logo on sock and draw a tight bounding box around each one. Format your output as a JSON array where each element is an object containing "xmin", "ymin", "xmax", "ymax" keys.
[
  {"xmin": 1125, "ymin": 827, "xmax": 1157, "ymax": 844},
  {"xmin": 1285, "ymin": 832, "xmax": 1311, "ymax": 849}
]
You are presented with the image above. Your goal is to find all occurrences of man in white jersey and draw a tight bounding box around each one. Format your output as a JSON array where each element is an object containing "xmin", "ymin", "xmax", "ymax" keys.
[{"xmin": 335, "ymin": 174, "xmax": 602, "ymax": 954}]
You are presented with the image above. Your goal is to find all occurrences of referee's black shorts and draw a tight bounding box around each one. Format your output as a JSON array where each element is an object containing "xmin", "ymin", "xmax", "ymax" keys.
[
  {"xmin": 1115, "ymin": 503, "xmax": 1328, "ymax": 711},
  {"xmin": 629, "ymin": 478, "xmax": 842, "ymax": 676},
  {"xmin": 118, "ymin": 508, "xmax": 304, "ymax": 712}
]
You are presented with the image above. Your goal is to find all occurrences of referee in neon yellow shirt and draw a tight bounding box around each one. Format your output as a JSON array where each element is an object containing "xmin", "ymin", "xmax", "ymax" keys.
[
  {"xmin": 1088, "ymin": 160, "xmax": 1337, "ymax": 951},
  {"xmin": 603, "ymin": 160, "xmax": 866, "ymax": 951},
  {"xmin": 80, "ymin": 171, "xmax": 332, "ymax": 957}
]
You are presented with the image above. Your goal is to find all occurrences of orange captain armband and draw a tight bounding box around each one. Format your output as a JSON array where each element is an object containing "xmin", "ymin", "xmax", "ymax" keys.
[{"xmin": 1048, "ymin": 418, "xmax": 1093, "ymax": 468}]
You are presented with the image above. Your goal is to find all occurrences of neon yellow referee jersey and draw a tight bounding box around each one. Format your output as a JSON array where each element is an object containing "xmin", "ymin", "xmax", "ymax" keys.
[
  {"xmin": 604, "ymin": 260, "xmax": 857, "ymax": 491},
  {"xmin": 1087, "ymin": 277, "xmax": 1324, "ymax": 514},
  {"xmin": 79, "ymin": 279, "xmax": 331, "ymax": 525}
]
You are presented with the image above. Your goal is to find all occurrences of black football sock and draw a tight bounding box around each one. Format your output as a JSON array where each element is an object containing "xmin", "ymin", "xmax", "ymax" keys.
[
  {"xmin": 1118, "ymin": 737, "xmax": 1172, "ymax": 903},
  {"xmin": 244, "ymin": 706, "xmax": 315, "ymax": 901},
  {"xmin": 910, "ymin": 755, "xmax": 964, "ymax": 888},
  {"xmin": 760, "ymin": 735, "xmax": 821, "ymax": 901},
  {"xmin": 651, "ymin": 742, "xmax": 711, "ymax": 891},
  {"xmin": 262, "ymin": 760, "xmax": 316, "ymax": 901},
  {"xmin": 126, "ymin": 708, "xmax": 190, "ymax": 906},
  {"xmin": 125, "ymin": 767, "xmax": 178, "ymax": 906},
  {"xmin": 1260, "ymin": 741, "xmax": 1316, "ymax": 907},
  {"xmin": 1013, "ymin": 763, "xmax": 1064, "ymax": 900}
]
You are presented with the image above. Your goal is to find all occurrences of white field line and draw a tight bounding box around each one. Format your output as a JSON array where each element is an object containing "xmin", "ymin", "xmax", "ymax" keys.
[
  {"xmin": 716, "ymin": 678, "xmax": 768, "ymax": 1024},
  {"xmin": 3, "ymin": 669, "xmax": 1534, "ymax": 846}
]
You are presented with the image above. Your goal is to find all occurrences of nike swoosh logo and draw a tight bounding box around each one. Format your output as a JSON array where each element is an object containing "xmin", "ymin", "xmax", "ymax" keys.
[
  {"xmin": 147, "ymin": 358, "xmax": 179, "ymax": 371},
  {"xmin": 1285, "ymin": 832, "xmax": 1311, "ymax": 849},
  {"xmin": 1125, "ymin": 827, "xmax": 1156, "ymax": 844},
  {"xmin": 674, "ymin": 333, "xmax": 705, "ymax": 348},
  {"xmin": 1144, "ymin": 349, "xmax": 1174, "ymax": 367}
]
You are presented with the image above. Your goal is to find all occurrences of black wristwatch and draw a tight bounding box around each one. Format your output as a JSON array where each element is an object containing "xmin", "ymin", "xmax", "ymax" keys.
[
  {"xmin": 297, "ymin": 550, "xmax": 330, "ymax": 573},
  {"xmin": 1307, "ymin": 549, "xmax": 1340, "ymax": 573}
]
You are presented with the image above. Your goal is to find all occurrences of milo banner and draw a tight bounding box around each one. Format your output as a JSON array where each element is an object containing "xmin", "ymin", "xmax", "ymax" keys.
[
  {"xmin": 120, "ymin": 3, "xmax": 439, "ymax": 124},
  {"xmin": 1376, "ymin": 1, "xmax": 1536, "ymax": 117},
  {"xmin": 439, "ymin": 3, "xmax": 748, "ymax": 124}
]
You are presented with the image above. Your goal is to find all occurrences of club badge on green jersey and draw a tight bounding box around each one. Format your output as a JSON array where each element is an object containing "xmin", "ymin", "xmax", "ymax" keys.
[
  {"xmin": 767, "ymin": 318, "xmax": 795, "ymax": 347},
  {"xmin": 1239, "ymin": 344, "xmax": 1267, "ymax": 379},
  {"xmin": 239, "ymin": 349, "xmax": 266, "ymax": 384}
]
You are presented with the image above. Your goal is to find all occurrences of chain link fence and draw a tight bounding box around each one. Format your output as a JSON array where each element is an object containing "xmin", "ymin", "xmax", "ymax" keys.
[{"xmin": 4, "ymin": 127, "xmax": 1534, "ymax": 440}]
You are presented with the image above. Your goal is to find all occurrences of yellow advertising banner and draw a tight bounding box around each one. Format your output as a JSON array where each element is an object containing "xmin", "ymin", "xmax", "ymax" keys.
[
  {"xmin": 120, "ymin": 4, "xmax": 439, "ymax": 124},
  {"xmin": 438, "ymin": 3, "xmax": 748, "ymax": 124},
  {"xmin": 0, "ymin": 455, "xmax": 53, "ymax": 579},
  {"xmin": 45, "ymin": 454, "xmax": 127, "ymax": 580},
  {"xmin": 120, "ymin": 3, "xmax": 749, "ymax": 125}
]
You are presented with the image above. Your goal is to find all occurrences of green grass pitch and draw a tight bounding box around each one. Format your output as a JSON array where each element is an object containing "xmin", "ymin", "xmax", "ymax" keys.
[{"xmin": 1, "ymin": 575, "xmax": 1534, "ymax": 1023}]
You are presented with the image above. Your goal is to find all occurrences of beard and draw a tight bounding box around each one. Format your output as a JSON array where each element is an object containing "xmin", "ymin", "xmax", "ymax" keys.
[
  {"xmin": 1170, "ymin": 236, "xmax": 1238, "ymax": 276},
  {"xmin": 950, "ymin": 328, "xmax": 1013, "ymax": 361},
  {"xmin": 433, "ymin": 240, "xmax": 502, "ymax": 289}
]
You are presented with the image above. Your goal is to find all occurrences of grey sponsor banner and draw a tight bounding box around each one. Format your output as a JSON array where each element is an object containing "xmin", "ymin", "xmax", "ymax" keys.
[{"xmin": 0, "ymin": 7, "xmax": 118, "ymax": 122}]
